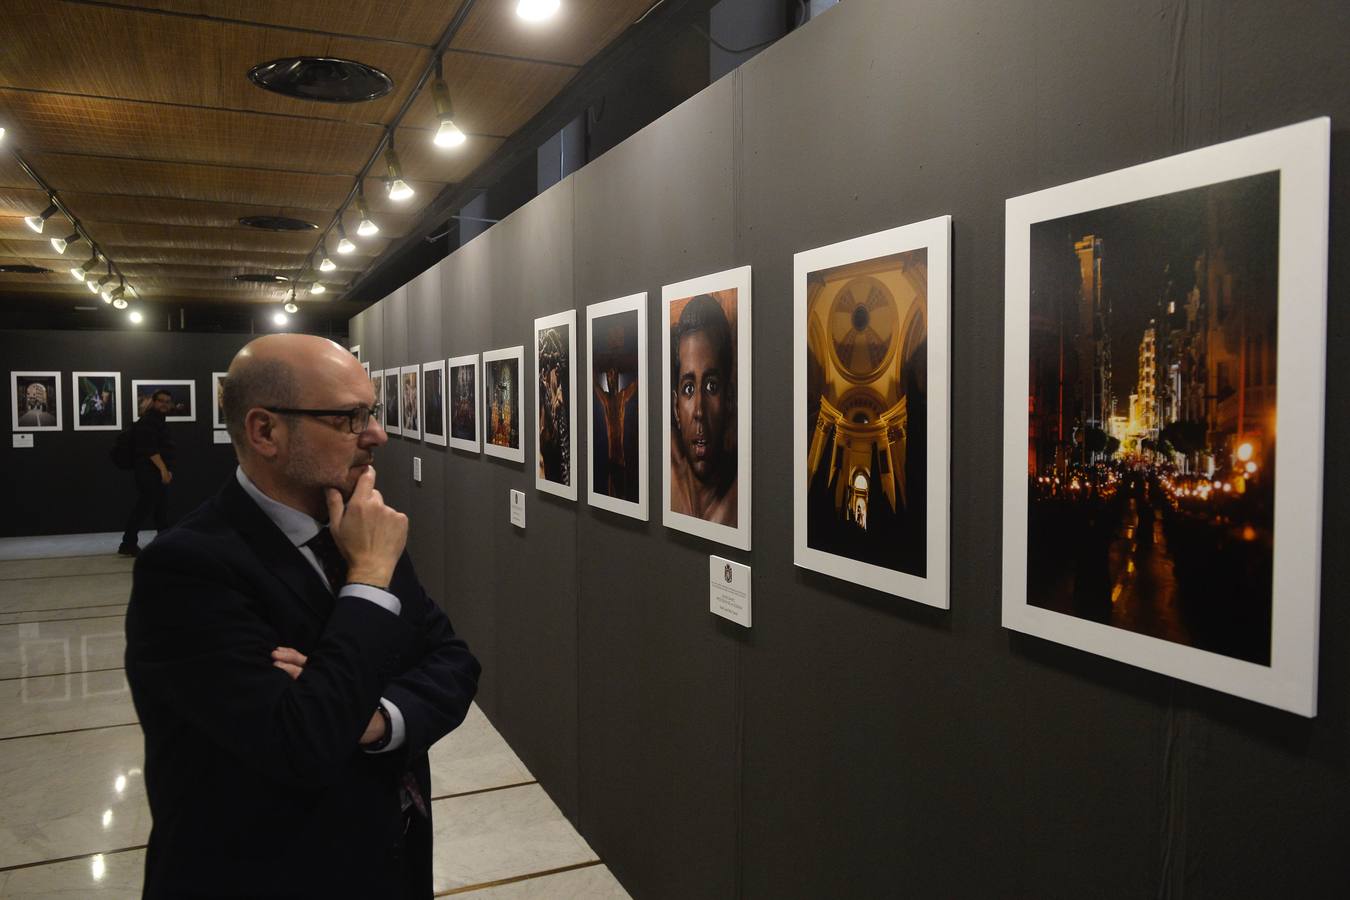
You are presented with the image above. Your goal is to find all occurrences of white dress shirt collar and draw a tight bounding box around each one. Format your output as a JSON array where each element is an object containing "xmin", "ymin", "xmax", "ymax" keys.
[{"xmin": 235, "ymin": 466, "xmax": 321, "ymax": 548}]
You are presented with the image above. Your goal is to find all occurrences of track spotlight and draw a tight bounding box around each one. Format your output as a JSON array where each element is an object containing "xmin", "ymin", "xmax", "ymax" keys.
[
  {"xmin": 516, "ymin": 0, "xmax": 560, "ymax": 22},
  {"xmin": 107, "ymin": 284, "xmax": 126, "ymax": 305},
  {"xmin": 356, "ymin": 192, "xmax": 379, "ymax": 237},
  {"xmin": 283, "ymin": 301, "xmax": 299, "ymax": 314},
  {"xmin": 127, "ymin": 308, "xmax": 140, "ymax": 320},
  {"xmin": 71, "ymin": 250, "xmax": 100, "ymax": 281},
  {"xmin": 51, "ymin": 230, "xmax": 82, "ymax": 254},
  {"xmin": 431, "ymin": 61, "xmax": 466, "ymax": 149},
  {"xmin": 336, "ymin": 222, "xmax": 355, "ymax": 254},
  {"xmin": 318, "ymin": 240, "xmax": 336, "ymax": 272},
  {"xmin": 103, "ymin": 276, "xmax": 125, "ymax": 303},
  {"xmin": 384, "ymin": 134, "xmax": 414, "ymax": 202},
  {"xmin": 24, "ymin": 202, "xmax": 58, "ymax": 234},
  {"xmin": 310, "ymin": 282, "xmax": 326, "ymax": 295}
]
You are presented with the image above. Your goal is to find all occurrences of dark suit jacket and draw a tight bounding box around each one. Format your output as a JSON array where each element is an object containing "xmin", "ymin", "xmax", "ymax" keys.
[{"xmin": 125, "ymin": 476, "xmax": 481, "ymax": 899}]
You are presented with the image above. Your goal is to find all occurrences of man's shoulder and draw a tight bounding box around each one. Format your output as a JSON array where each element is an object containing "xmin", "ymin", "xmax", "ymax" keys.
[{"xmin": 136, "ymin": 492, "xmax": 243, "ymax": 574}]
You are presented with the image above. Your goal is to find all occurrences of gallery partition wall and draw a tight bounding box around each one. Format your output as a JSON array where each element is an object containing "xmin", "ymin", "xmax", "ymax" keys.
[{"xmin": 351, "ymin": 1, "xmax": 1350, "ymax": 897}]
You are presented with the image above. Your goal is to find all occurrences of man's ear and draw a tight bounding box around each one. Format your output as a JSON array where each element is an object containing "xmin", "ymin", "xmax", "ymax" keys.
[{"xmin": 244, "ymin": 408, "xmax": 283, "ymax": 459}]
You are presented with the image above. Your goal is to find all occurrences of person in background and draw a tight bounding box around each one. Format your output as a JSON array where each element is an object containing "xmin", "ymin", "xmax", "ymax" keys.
[{"xmin": 119, "ymin": 389, "xmax": 174, "ymax": 556}]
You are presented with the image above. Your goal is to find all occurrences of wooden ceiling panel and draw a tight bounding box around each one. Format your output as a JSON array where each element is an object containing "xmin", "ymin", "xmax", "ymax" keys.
[
  {"xmin": 387, "ymin": 129, "xmax": 503, "ymax": 183},
  {"xmin": 0, "ymin": 90, "xmax": 380, "ymax": 175},
  {"xmin": 23, "ymin": 153, "xmax": 353, "ymax": 209},
  {"xmin": 0, "ymin": 187, "xmax": 53, "ymax": 220},
  {"xmin": 115, "ymin": 1, "xmax": 467, "ymax": 46},
  {"xmin": 0, "ymin": 154, "xmax": 31, "ymax": 190},
  {"xmin": 449, "ymin": 0, "xmax": 654, "ymax": 66},
  {"xmin": 402, "ymin": 52, "xmax": 576, "ymax": 138},
  {"xmin": 0, "ymin": 2, "xmax": 426, "ymax": 124}
]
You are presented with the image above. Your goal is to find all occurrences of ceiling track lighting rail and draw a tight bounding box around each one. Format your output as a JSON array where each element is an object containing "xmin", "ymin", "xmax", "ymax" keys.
[
  {"xmin": 4, "ymin": 145, "xmax": 141, "ymax": 318},
  {"xmin": 293, "ymin": 0, "xmax": 481, "ymax": 311}
]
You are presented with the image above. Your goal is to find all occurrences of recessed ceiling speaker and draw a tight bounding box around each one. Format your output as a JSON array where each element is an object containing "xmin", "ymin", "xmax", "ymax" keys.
[
  {"xmin": 0, "ymin": 264, "xmax": 51, "ymax": 274},
  {"xmin": 233, "ymin": 273, "xmax": 290, "ymax": 284},
  {"xmin": 239, "ymin": 215, "xmax": 318, "ymax": 231},
  {"xmin": 247, "ymin": 57, "xmax": 394, "ymax": 103}
]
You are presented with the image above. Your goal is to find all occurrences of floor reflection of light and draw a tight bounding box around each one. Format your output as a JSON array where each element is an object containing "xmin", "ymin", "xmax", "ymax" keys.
[
  {"xmin": 102, "ymin": 808, "xmax": 113, "ymax": 829},
  {"xmin": 91, "ymin": 854, "xmax": 106, "ymax": 881},
  {"xmin": 115, "ymin": 774, "xmax": 127, "ymax": 794}
]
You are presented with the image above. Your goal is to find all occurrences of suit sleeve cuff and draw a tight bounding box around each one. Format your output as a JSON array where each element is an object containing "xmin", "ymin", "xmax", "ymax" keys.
[
  {"xmin": 339, "ymin": 583, "xmax": 401, "ymax": 616},
  {"xmin": 363, "ymin": 698, "xmax": 405, "ymax": 754}
]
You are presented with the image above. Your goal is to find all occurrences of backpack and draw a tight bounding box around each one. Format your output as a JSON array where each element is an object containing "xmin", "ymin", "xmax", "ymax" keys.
[{"xmin": 110, "ymin": 425, "xmax": 135, "ymax": 469}]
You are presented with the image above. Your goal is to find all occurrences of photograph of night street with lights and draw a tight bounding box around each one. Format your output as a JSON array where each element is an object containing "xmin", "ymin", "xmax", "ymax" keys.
[{"xmin": 1025, "ymin": 172, "xmax": 1278, "ymax": 666}]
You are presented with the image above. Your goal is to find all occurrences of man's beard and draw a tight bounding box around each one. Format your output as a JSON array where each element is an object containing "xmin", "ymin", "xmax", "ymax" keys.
[{"xmin": 282, "ymin": 432, "xmax": 372, "ymax": 504}]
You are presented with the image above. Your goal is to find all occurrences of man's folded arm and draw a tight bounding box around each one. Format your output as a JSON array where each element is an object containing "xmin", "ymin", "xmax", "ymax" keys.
[{"xmin": 126, "ymin": 545, "xmax": 409, "ymax": 789}]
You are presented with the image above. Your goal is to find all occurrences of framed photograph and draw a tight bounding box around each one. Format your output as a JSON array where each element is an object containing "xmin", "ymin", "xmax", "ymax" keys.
[
  {"xmin": 12, "ymin": 371, "xmax": 62, "ymax": 431},
  {"xmin": 447, "ymin": 354, "xmax": 481, "ymax": 453},
  {"xmin": 1002, "ymin": 118, "xmax": 1329, "ymax": 716},
  {"xmin": 661, "ymin": 267, "xmax": 752, "ymax": 550},
  {"xmin": 793, "ymin": 215, "xmax": 952, "ymax": 608},
  {"xmin": 399, "ymin": 365, "xmax": 421, "ymax": 441},
  {"xmin": 370, "ymin": 369, "xmax": 383, "ymax": 422},
  {"xmin": 211, "ymin": 372, "xmax": 228, "ymax": 429},
  {"xmin": 483, "ymin": 346, "xmax": 525, "ymax": 463},
  {"xmin": 132, "ymin": 379, "xmax": 195, "ymax": 422},
  {"xmin": 422, "ymin": 360, "xmax": 446, "ymax": 447},
  {"xmin": 362, "ymin": 361, "xmax": 370, "ymax": 380},
  {"xmin": 382, "ymin": 370, "xmax": 401, "ymax": 435},
  {"xmin": 586, "ymin": 293, "xmax": 647, "ymax": 520},
  {"xmin": 72, "ymin": 372, "xmax": 121, "ymax": 431},
  {"xmin": 535, "ymin": 310, "xmax": 578, "ymax": 500},
  {"xmin": 350, "ymin": 344, "xmax": 361, "ymax": 361}
]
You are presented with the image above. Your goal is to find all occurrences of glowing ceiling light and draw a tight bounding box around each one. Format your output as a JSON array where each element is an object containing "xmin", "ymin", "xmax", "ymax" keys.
[
  {"xmin": 336, "ymin": 222, "xmax": 355, "ymax": 254},
  {"xmin": 71, "ymin": 250, "xmax": 100, "ymax": 281},
  {"xmin": 126, "ymin": 306, "xmax": 139, "ymax": 319},
  {"xmin": 274, "ymin": 311, "xmax": 289, "ymax": 325},
  {"xmin": 516, "ymin": 0, "xmax": 560, "ymax": 22},
  {"xmin": 93, "ymin": 269, "xmax": 114, "ymax": 295},
  {"xmin": 24, "ymin": 202, "xmax": 58, "ymax": 234},
  {"xmin": 310, "ymin": 282, "xmax": 326, "ymax": 295},
  {"xmin": 383, "ymin": 136, "xmax": 414, "ymax": 202},
  {"xmin": 51, "ymin": 231, "xmax": 81, "ymax": 254},
  {"xmin": 284, "ymin": 301, "xmax": 299, "ymax": 314},
  {"xmin": 318, "ymin": 240, "xmax": 336, "ymax": 272},
  {"xmin": 356, "ymin": 193, "xmax": 379, "ymax": 236},
  {"xmin": 431, "ymin": 69, "xmax": 466, "ymax": 148},
  {"xmin": 0, "ymin": 126, "xmax": 5, "ymax": 143}
]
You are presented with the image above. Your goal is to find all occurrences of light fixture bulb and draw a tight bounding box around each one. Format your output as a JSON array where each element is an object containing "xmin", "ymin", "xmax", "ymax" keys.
[
  {"xmin": 72, "ymin": 252, "xmax": 99, "ymax": 281},
  {"xmin": 126, "ymin": 306, "xmax": 139, "ymax": 319},
  {"xmin": 0, "ymin": 126, "xmax": 5, "ymax": 143},
  {"xmin": 337, "ymin": 237, "xmax": 355, "ymax": 254},
  {"xmin": 88, "ymin": 279, "xmax": 101, "ymax": 293},
  {"xmin": 51, "ymin": 231, "xmax": 80, "ymax": 255},
  {"xmin": 516, "ymin": 0, "xmax": 560, "ymax": 22},
  {"xmin": 24, "ymin": 203, "xmax": 58, "ymax": 234},
  {"xmin": 274, "ymin": 312, "xmax": 289, "ymax": 325},
  {"xmin": 388, "ymin": 179, "xmax": 414, "ymax": 202},
  {"xmin": 106, "ymin": 286, "xmax": 125, "ymax": 305},
  {"xmin": 310, "ymin": 282, "xmax": 326, "ymax": 295},
  {"xmin": 383, "ymin": 143, "xmax": 414, "ymax": 201},
  {"xmin": 434, "ymin": 118, "xmax": 466, "ymax": 148},
  {"xmin": 284, "ymin": 301, "xmax": 299, "ymax": 314},
  {"xmin": 319, "ymin": 255, "xmax": 336, "ymax": 272},
  {"xmin": 356, "ymin": 195, "xmax": 380, "ymax": 236}
]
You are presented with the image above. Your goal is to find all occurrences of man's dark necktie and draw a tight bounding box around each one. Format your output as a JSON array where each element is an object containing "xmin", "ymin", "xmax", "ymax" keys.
[{"xmin": 304, "ymin": 527, "xmax": 347, "ymax": 594}]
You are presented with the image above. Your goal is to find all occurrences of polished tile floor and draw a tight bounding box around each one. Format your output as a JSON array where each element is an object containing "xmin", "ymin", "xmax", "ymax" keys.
[{"xmin": 0, "ymin": 547, "xmax": 630, "ymax": 898}]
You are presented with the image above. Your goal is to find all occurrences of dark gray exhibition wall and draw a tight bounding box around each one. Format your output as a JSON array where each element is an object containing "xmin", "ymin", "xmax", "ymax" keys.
[
  {"xmin": 352, "ymin": 1, "xmax": 1350, "ymax": 897},
  {"xmin": 1, "ymin": 329, "xmax": 249, "ymax": 537}
]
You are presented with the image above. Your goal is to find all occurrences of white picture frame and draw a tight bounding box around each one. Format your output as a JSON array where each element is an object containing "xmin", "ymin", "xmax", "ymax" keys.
[
  {"xmin": 662, "ymin": 266, "xmax": 752, "ymax": 550},
  {"xmin": 71, "ymin": 371, "xmax": 121, "ymax": 432},
  {"xmin": 210, "ymin": 371, "xmax": 228, "ymax": 429},
  {"xmin": 399, "ymin": 364, "xmax": 421, "ymax": 441},
  {"xmin": 422, "ymin": 359, "xmax": 447, "ymax": 447},
  {"xmin": 534, "ymin": 309, "xmax": 578, "ymax": 501},
  {"xmin": 1002, "ymin": 117, "xmax": 1329, "ymax": 716},
  {"xmin": 350, "ymin": 344, "xmax": 361, "ymax": 361},
  {"xmin": 793, "ymin": 215, "xmax": 952, "ymax": 609},
  {"xmin": 12, "ymin": 371, "xmax": 63, "ymax": 431},
  {"xmin": 447, "ymin": 354, "xmax": 481, "ymax": 453},
  {"xmin": 382, "ymin": 369, "xmax": 401, "ymax": 436},
  {"xmin": 370, "ymin": 368, "xmax": 383, "ymax": 424},
  {"xmin": 586, "ymin": 292, "xmax": 648, "ymax": 521},
  {"xmin": 131, "ymin": 379, "xmax": 196, "ymax": 422},
  {"xmin": 482, "ymin": 345, "xmax": 525, "ymax": 463}
]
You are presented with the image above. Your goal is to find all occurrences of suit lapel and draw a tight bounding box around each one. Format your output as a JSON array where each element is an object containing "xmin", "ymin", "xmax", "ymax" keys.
[{"xmin": 217, "ymin": 477, "xmax": 334, "ymax": 623}]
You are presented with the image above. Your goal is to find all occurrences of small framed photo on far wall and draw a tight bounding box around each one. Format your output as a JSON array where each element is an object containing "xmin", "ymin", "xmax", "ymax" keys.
[
  {"xmin": 72, "ymin": 372, "xmax": 121, "ymax": 431},
  {"xmin": 482, "ymin": 346, "xmax": 525, "ymax": 463},
  {"xmin": 535, "ymin": 309, "xmax": 577, "ymax": 500},
  {"xmin": 11, "ymin": 371, "xmax": 63, "ymax": 431},
  {"xmin": 447, "ymin": 354, "xmax": 480, "ymax": 453},
  {"xmin": 422, "ymin": 359, "xmax": 447, "ymax": 447},
  {"xmin": 211, "ymin": 372, "xmax": 228, "ymax": 429},
  {"xmin": 131, "ymin": 379, "xmax": 195, "ymax": 422}
]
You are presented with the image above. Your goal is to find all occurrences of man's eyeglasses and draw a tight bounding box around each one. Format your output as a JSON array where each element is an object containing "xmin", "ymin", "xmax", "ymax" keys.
[{"xmin": 264, "ymin": 404, "xmax": 382, "ymax": 434}]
